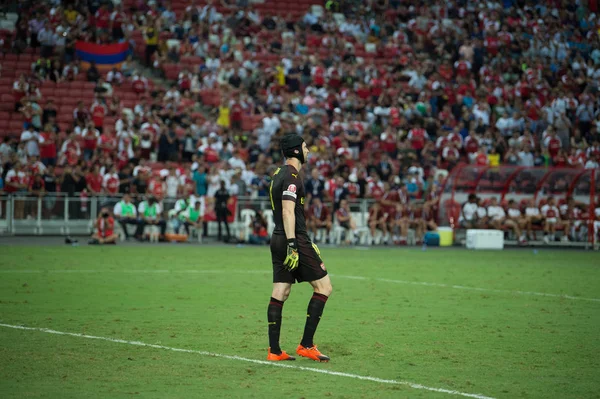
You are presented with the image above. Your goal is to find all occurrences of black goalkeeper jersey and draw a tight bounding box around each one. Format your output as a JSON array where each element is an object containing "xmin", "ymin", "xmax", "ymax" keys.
[{"xmin": 270, "ymin": 164, "xmax": 308, "ymax": 238}]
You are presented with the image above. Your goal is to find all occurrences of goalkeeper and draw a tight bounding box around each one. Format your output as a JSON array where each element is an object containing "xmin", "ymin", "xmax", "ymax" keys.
[{"xmin": 266, "ymin": 133, "xmax": 333, "ymax": 362}]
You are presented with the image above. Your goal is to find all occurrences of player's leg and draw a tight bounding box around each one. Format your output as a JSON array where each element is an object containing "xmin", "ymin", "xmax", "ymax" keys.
[
  {"xmin": 105, "ymin": 233, "xmax": 118, "ymax": 244},
  {"xmin": 267, "ymin": 235, "xmax": 296, "ymax": 361},
  {"xmin": 298, "ymin": 274, "xmax": 332, "ymax": 362},
  {"xmin": 561, "ymin": 221, "xmax": 570, "ymax": 242},
  {"xmin": 294, "ymin": 242, "xmax": 331, "ymax": 361}
]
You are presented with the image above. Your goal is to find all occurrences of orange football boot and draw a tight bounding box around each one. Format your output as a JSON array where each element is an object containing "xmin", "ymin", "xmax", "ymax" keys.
[
  {"xmin": 296, "ymin": 344, "xmax": 330, "ymax": 362},
  {"xmin": 267, "ymin": 348, "xmax": 296, "ymax": 361}
]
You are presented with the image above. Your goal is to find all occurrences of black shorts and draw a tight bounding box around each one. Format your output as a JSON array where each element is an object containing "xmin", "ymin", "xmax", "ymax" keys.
[
  {"xmin": 271, "ymin": 234, "xmax": 327, "ymax": 284},
  {"xmin": 340, "ymin": 221, "xmax": 350, "ymax": 230}
]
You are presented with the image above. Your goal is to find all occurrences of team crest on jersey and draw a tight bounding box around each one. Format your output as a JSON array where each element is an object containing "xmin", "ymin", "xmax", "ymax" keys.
[{"xmin": 288, "ymin": 184, "xmax": 297, "ymax": 193}]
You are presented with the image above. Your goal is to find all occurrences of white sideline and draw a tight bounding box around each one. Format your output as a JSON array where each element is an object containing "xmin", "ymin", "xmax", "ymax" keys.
[
  {"xmin": 0, "ymin": 323, "xmax": 496, "ymax": 399},
  {"xmin": 0, "ymin": 269, "xmax": 599, "ymax": 302}
]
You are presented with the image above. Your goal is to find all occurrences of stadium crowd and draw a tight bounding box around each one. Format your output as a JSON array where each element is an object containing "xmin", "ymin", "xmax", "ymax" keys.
[{"xmin": 0, "ymin": 0, "xmax": 600, "ymax": 244}]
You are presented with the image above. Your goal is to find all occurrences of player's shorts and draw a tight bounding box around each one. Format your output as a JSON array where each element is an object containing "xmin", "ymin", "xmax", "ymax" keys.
[
  {"xmin": 546, "ymin": 217, "xmax": 557, "ymax": 224},
  {"xmin": 270, "ymin": 233, "xmax": 328, "ymax": 284}
]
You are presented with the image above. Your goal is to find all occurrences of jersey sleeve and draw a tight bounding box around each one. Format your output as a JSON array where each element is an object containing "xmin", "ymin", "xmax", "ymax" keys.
[{"xmin": 281, "ymin": 173, "xmax": 299, "ymax": 202}]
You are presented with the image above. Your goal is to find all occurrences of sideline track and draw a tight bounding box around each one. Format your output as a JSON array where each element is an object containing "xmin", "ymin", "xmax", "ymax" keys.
[{"xmin": 0, "ymin": 323, "xmax": 496, "ymax": 399}]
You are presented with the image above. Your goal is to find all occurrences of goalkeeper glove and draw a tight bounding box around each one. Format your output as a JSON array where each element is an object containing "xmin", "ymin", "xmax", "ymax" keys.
[{"xmin": 283, "ymin": 238, "xmax": 299, "ymax": 271}]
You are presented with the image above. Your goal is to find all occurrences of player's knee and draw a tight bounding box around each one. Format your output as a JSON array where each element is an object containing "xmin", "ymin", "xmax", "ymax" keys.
[
  {"xmin": 272, "ymin": 286, "xmax": 291, "ymax": 302},
  {"xmin": 315, "ymin": 282, "xmax": 332, "ymax": 297}
]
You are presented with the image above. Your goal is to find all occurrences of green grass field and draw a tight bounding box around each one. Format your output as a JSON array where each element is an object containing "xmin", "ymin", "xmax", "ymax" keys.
[{"xmin": 1, "ymin": 245, "xmax": 599, "ymax": 399}]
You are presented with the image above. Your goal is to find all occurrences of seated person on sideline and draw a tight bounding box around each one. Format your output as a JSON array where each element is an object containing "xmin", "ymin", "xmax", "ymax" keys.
[
  {"xmin": 335, "ymin": 199, "xmax": 359, "ymax": 244},
  {"xmin": 486, "ymin": 197, "xmax": 506, "ymax": 230},
  {"xmin": 393, "ymin": 203, "xmax": 410, "ymax": 245},
  {"xmin": 475, "ymin": 197, "xmax": 488, "ymax": 228},
  {"xmin": 89, "ymin": 207, "xmax": 118, "ymax": 245},
  {"xmin": 308, "ymin": 197, "xmax": 332, "ymax": 243},
  {"xmin": 459, "ymin": 194, "xmax": 478, "ymax": 228},
  {"xmin": 248, "ymin": 210, "xmax": 269, "ymax": 245},
  {"xmin": 525, "ymin": 198, "xmax": 544, "ymax": 239},
  {"xmin": 136, "ymin": 196, "xmax": 167, "ymax": 239},
  {"xmin": 422, "ymin": 202, "xmax": 438, "ymax": 232},
  {"xmin": 368, "ymin": 201, "xmax": 389, "ymax": 245},
  {"xmin": 182, "ymin": 200, "xmax": 204, "ymax": 238},
  {"xmin": 409, "ymin": 202, "xmax": 426, "ymax": 244},
  {"xmin": 505, "ymin": 199, "xmax": 527, "ymax": 244},
  {"xmin": 541, "ymin": 196, "xmax": 569, "ymax": 243},
  {"xmin": 560, "ymin": 197, "xmax": 584, "ymax": 241},
  {"xmin": 170, "ymin": 194, "xmax": 202, "ymax": 234},
  {"xmin": 113, "ymin": 194, "xmax": 138, "ymax": 240}
]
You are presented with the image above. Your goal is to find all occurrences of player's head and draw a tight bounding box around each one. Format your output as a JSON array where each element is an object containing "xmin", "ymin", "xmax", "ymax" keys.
[{"xmin": 281, "ymin": 133, "xmax": 308, "ymax": 164}]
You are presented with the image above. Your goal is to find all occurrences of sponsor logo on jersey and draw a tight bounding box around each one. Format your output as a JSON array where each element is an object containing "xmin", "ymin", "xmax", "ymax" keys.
[{"xmin": 320, "ymin": 262, "xmax": 326, "ymax": 271}]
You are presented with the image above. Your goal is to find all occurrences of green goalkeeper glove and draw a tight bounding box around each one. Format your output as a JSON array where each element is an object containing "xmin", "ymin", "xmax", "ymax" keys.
[{"xmin": 284, "ymin": 238, "xmax": 299, "ymax": 271}]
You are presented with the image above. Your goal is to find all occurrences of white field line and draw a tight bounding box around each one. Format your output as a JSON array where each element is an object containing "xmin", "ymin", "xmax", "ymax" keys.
[
  {"xmin": 0, "ymin": 269, "xmax": 598, "ymax": 303},
  {"xmin": 0, "ymin": 323, "xmax": 496, "ymax": 399}
]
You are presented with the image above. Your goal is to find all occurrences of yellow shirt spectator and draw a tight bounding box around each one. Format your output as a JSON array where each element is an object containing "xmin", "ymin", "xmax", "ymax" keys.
[
  {"xmin": 64, "ymin": 9, "xmax": 78, "ymax": 24},
  {"xmin": 488, "ymin": 153, "xmax": 500, "ymax": 167},
  {"xmin": 217, "ymin": 105, "xmax": 230, "ymax": 128},
  {"xmin": 275, "ymin": 65, "xmax": 285, "ymax": 86},
  {"xmin": 145, "ymin": 27, "xmax": 158, "ymax": 46}
]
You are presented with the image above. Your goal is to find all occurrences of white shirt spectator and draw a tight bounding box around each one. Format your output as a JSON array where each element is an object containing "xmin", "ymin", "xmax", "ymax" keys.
[
  {"xmin": 165, "ymin": 174, "xmax": 179, "ymax": 198},
  {"xmin": 20, "ymin": 129, "xmax": 40, "ymax": 157},
  {"xmin": 495, "ymin": 115, "xmax": 514, "ymax": 136},
  {"xmin": 460, "ymin": 202, "xmax": 478, "ymax": 222},
  {"xmin": 487, "ymin": 205, "xmax": 506, "ymax": 221},
  {"xmin": 228, "ymin": 155, "xmax": 246, "ymax": 170},
  {"xmin": 476, "ymin": 206, "xmax": 487, "ymax": 219},
  {"xmin": 585, "ymin": 159, "xmax": 599, "ymax": 169},
  {"xmin": 262, "ymin": 115, "xmax": 281, "ymax": 136},
  {"xmin": 518, "ymin": 150, "xmax": 534, "ymax": 167},
  {"xmin": 525, "ymin": 206, "xmax": 540, "ymax": 217},
  {"xmin": 473, "ymin": 103, "xmax": 490, "ymax": 126},
  {"xmin": 107, "ymin": 70, "xmax": 123, "ymax": 85},
  {"xmin": 507, "ymin": 208, "xmax": 522, "ymax": 218},
  {"xmin": 164, "ymin": 88, "xmax": 181, "ymax": 103}
]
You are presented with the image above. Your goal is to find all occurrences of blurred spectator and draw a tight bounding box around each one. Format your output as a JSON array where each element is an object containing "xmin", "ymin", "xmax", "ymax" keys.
[
  {"xmin": 248, "ymin": 210, "xmax": 268, "ymax": 245},
  {"xmin": 136, "ymin": 196, "xmax": 167, "ymax": 239},
  {"xmin": 181, "ymin": 200, "xmax": 204, "ymax": 238},
  {"xmin": 214, "ymin": 180, "xmax": 231, "ymax": 241},
  {"xmin": 89, "ymin": 207, "xmax": 118, "ymax": 245},
  {"xmin": 308, "ymin": 197, "xmax": 331, "ymax": 243}
]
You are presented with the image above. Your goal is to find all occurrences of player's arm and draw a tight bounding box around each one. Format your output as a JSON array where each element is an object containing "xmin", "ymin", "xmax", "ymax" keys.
[
  {"xmin": 282, "ymin": 200, "xmax": 296, "ymax": 240},
  {"xmin": 282, "ymin": 199, "xmax": 299, "ymax": 270},
  {"xmin": 281, "ymin": 177, "xmax": 299, "ymax": 270}
]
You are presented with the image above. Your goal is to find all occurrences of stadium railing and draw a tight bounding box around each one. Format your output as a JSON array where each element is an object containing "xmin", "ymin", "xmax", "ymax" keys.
[{"xmin": 0, "ymin": 194, "xmax": 376, "ymax": 237}]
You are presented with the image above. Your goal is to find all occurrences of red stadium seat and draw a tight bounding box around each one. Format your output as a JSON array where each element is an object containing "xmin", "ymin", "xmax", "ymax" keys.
[{"xmin": 9, "ymin": 120, "xmax": 23, "ymax": 131}]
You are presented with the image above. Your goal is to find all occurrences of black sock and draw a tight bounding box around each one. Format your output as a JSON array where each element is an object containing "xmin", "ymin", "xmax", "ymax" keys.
[
  {"xmin": 267, "ymin": 297, "xmax": 284, "ymax": 354},
  {"xmin": 300, "ymin": 292, "xmax": 328, "ymax": 348}
]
